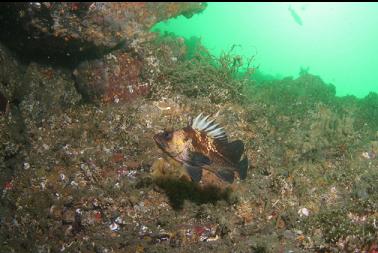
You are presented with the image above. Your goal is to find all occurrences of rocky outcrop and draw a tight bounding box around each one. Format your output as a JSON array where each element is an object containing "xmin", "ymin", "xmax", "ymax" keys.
[
  {"xmin": 73, "ymin": 50, "xmax": 149, "ymax": 103},
  {"xmin": 0, "ymin": 3, "xmax": 206, "ymax": 105},
  {"xmin": 0, "ymin": 2, "xmax": 206, "ymax": 66}
]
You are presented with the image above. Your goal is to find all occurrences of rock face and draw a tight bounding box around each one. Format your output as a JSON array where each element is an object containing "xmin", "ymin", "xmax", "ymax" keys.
[
  {"xmin": 0, "ymin": 43, "xmax": 24, "ymax": 108},
  {"xmin": 0, "ymin": 2, "xmax": 206, "ymax": 104},
  {"xmin": 73, "ymin": 50, "xmax": 149, "ymax": 103},
  {"xmin": 19, "ymin": 63, "xmax": 82, "ymax": 123},
  {"xmin": 0, "ymin": 2, "xmax": 206, "ymax": 66},
  {"xmin": 0, "ymin": 42, "xmax": 81, "ymax": 123}
]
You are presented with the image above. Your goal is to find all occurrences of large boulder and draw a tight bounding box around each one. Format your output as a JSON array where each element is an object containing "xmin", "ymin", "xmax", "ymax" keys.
[
  {"xmin": 73, "ymin": 49, "xmax": 148, "ymax": 103},
  {"xmin": 19, "ymin": 63, "xmax": 81, "ymax": 124}
]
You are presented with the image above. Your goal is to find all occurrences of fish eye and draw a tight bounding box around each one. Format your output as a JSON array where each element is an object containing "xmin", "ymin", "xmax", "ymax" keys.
[{"xmin": 163, "ymin": 131, "xmax": 172, "ymax": 140}]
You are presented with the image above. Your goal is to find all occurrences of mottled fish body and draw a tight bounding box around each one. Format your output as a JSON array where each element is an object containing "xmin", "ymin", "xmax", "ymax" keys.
[{"xmin": 154, "ymin": 113, "xmax": 248, "ymax": 183}]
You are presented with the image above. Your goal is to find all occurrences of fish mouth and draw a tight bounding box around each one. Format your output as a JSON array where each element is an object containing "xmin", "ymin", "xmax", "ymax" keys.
[
  {"xmin": 153, "ymin": 133, "xmax": 182, "ymax": 160},
  {"xmin": 153, "ymin": 134, "xmax": 160, "ymax": 144},
  {"xmin": 153, "ymin": 134, "xmax": 158, "ymax": 143},
  {"xmin": 153, "ymin": 134, "xmax": 167, "ymax": 150}
]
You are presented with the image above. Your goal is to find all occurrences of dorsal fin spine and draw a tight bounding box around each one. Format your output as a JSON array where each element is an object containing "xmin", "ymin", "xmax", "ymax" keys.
[
  {"xmin": 208, "ymin": 127, "xmax": 225, "ymax": 137},
  {"xmin": 192, "ymin": 113, "xmax": 227, "ymax": 140},
  {"xmin": 192, "ymin": 113, "xmax": 203, "ymax": 127},
  {"xmin": 198, "ymin": 115, "xmax": 210, "ymax": 130},
  {"xmin": 202, "ymin": 119, "xmax": 215, "ymax": 130},
  {"xmin": 204, "ymin": 122, "xmax": 218, "ymax": 132}
]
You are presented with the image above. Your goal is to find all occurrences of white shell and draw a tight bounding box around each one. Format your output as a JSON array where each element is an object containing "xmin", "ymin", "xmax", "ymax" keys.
[
  {"xmin": 109, "ymin": 222, "xmax": 120, "ymax": 231},
  {"xmin": 298, "ymin": 207, "xmax": 310, "ymax": 217},
  {"xmin": 192, "ymin": 113, "xmax": 227, "ymax": 139}
]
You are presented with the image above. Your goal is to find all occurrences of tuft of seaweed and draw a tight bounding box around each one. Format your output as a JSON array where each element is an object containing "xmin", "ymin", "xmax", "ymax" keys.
[{"xmin": 149, "ymin": 34, "xmax": 256, "ymax": 104}]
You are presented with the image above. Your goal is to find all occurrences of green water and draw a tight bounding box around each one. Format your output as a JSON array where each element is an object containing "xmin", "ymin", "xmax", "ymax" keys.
[{"xmin": 153, "ymin": 2, "xmax": 378, "ymax": 98}]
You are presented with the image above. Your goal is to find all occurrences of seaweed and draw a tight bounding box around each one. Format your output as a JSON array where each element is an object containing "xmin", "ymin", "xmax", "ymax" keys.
[{"xmin": 150, "ymin": 35, "xmax": 255, "ymax": 104}]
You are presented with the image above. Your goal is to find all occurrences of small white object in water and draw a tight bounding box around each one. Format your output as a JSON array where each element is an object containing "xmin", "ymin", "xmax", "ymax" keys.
[
  {"xmin": 24, "ymin": 162, "xmax": 30, "ymax": 170},
  {"xmin": 362, "ymin": 152, "xmax": 370, "ymax": 159},
  {"xmin": 153, "ymin": 101, "xmax": 171, "ymax": 111},
  {"xmin": 109, "ymin": 222, "xmax": 120, "ymax": 231},
  {"xmin": 92, "ymin": 198, "xmax": 99, "ymax": 208},
  {"xmin": 114, "ymin": 96, "xmax": 120, "ymax": 104},
  {"xmin": 106, "ymin": 53, "xmax": 117, "ymax": 61},
  {"xmin": 70, "ymin": 181, "xmax": 78, "ymax": 187},
  {"xmin": 30, "ymin": 2, "xmax": 41, "ymax": 8},
  {"xmin": 140, "ymin": 225, "xmax": 148, "ymax": 234},
  {"xmin": 128, "ymin": 85, "xmax": 134, "ymax": 94},
  {"xmin": 362, "ymin": 151, "xmax": 376, "ymax": 159},
  {"xmin": 127, "ymin": 170, "xmax": 137, "ymax": 179},
  {"xmin": 59, "ymin": 173, "xmax": 66, "ymax": 181},
  {"xmin": 115, "ymin": 216, "xmax": 124, "ymax": 225},
  {"xmin": 206, "ymin": 235, "xmax": 220, "ymax": 242},
  {"xmin": 298, "ymin": 207, "xmax": 310, "ymax": 217}
]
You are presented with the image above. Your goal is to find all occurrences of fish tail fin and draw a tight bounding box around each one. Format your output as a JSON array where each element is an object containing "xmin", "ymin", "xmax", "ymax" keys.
[
  {"xmin": 216, "ymin": 139, "xmax": 244, "ymax": 164},
  {"xmin": 238, "ymin": 157, "xmax": 248, "ymax": 180}
]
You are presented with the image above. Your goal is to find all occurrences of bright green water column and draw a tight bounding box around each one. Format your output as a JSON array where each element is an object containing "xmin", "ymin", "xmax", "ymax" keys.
[{"xmin": 153, "ymin": 2, "xmax": 378, "ymax": 98}]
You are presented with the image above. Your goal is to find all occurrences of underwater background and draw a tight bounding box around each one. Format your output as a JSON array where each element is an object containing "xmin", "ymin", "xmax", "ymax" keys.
[
  {"xmin": 153, "ymin": 2, "xmax": 378, "ymax": 98},
  {"xmin": 0, "ymin": 3, "xmax": 377, "ymax": 253}
]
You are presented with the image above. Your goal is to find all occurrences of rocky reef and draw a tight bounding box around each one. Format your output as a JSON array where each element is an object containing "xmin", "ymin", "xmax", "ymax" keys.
[
  {"xmin": 0, "ymin": 3, "xmax": 377, "ymax": 253},
  {"xmin": 0, "ymin": 3, "xmax": 206, "ymax": 65}
]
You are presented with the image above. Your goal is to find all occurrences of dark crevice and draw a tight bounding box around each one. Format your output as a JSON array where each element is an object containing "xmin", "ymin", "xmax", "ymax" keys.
[
  {"xmin": 0, "ymin": 3, "xmax": 129, "ymax": 69},
  {"xmin": 0, "ymin": 90, "xmax": 8, "ymax": 113}
]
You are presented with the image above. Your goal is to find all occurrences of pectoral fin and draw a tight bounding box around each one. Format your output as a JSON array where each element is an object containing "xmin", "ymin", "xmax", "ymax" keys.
[
  {"xmin": 186, "ymin": 152, "xmax": 212, "ymax": 167},
  {"xmin": 180, "ymin": 151, "xmax": 211, "ymax": 182},
  {"xmin": 216, "ymin": 168, "xmax": 235, "ymax": 183},
  {"xmin": 183, "ymin": 164, "xmax": 203, "ymax": 182}
]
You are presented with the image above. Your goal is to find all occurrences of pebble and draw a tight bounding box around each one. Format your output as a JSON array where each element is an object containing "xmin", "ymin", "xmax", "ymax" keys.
[
  {"xmin": 24, "ymin": 162, "xmax": 30, "ymax": 170},
  {"xmin": 109, "ymin": 222, "xmax": 119, "ymax": 232},
  {"xmin": 298, "ymin": 207, "xmax": 310, "ymax": 217}
]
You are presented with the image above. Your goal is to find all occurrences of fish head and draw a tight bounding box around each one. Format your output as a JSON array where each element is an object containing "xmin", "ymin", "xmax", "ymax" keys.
[{"xmin": 154, "ymin": 128, "xmax": 190, "ymax": 158}]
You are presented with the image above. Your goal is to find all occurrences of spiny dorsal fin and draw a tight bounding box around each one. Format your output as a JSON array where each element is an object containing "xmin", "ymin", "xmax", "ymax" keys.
[
  {"xmin": 192, "ymin": 113, "xmax": 227, "ymax": 141},
  {"xmin": 215, "ymin": 139, "xmax": 245, "ymax": 164}
]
